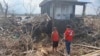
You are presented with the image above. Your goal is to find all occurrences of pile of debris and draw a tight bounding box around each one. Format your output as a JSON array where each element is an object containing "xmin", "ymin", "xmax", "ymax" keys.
[
  {"xmin": 0, "ymin": 14, "xmax": 100, "ymax": 56},
  {"xmin": 77, "ymin": 17, "xmax": 100, "ymax": 46},
  {"xmin": 0, "ymin": 34, "xmax": 34, "ymax": 56},
  {"xmin": 0, "ymin": 34, "xmax": 99, "ymax": 56},
  {"xmin": 0, "ymin": 14, "xmax": 52, "ymax": 56}
]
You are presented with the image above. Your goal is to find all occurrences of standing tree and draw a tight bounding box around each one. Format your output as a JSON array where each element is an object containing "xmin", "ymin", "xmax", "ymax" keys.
[
  {"xmin": 89, "ymin": 0, "xmax": 100, "ymax": 18},
  {"xmin": 0, "ymin": 3, "xmax": 4, "ymax": 14},
  {"xmin": 93, "ymin": 0, "xmax": 100, "ymax": 17},
  {"xmin": 96, "ymin": 0, "xmax": 100, "ymax": 16},
  {"xmin": 23, "ymin": 0, "xmax": 35, "ymax": 16},
  {"xmin": 3, "ymin": 0, "xmax": 8, "ymax": 19}
]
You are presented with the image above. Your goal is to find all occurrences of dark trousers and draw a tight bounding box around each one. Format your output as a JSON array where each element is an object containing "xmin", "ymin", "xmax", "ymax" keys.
[{"xmin": 65, "ymin": 40, "xmax": 71, "ymax": 55}]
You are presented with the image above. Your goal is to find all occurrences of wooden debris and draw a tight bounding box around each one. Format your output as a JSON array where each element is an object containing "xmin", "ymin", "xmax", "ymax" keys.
[
  {"xmin": 82, "ymin": 50, "xmax": 100, "ymax": 56},
  {"xmin": 22, "ymin": 50, "xmax": 34, "ymax": 54},
  {"xmin": 73, "ymin": 44, "xmax": 100, "ymax": 50}
]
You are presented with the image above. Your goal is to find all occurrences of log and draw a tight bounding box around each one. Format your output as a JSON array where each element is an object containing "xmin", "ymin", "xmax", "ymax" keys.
[
  {"xmin": 22, "ymin": 50, "xmax": 34, "ymax": 54},
  {"xmin": 57, "ymin": 51, "xmax": 65, "ymax": 56},
  {"xmin": 72, "ymin": 44, "xmax": 100, "ymax": 50}
]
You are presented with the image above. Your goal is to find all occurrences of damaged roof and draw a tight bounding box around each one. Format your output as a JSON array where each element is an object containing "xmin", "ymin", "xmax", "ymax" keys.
[{"xmin": 39, "ymin": 0, "xmax": 89, "ymax": 7}]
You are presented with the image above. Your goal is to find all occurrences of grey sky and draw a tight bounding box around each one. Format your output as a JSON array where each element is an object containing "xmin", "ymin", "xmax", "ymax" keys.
[{"xmin": 0, "ymin": 0, "xmax": 99, "ymax": 15}]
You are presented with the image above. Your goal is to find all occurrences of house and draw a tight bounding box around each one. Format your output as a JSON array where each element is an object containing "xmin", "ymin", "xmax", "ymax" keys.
[{"xmin": 39, "ymin": 0, "xmax": 89, "ymax": 19}]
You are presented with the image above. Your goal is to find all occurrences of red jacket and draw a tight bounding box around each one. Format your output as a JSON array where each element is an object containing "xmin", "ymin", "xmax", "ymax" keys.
[
  {"xmin": 64, "ymin": 28, "xmax": 74, "ymax": 42},
  {"xmin": 52, "ymin": 31, "xmax": 59, "ymax": 41}
]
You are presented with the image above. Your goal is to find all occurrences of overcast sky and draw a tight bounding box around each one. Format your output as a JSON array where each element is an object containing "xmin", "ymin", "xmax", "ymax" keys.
[{"xmin": 0, "ymin": 0, "xmax": 99, "ymax": 15}]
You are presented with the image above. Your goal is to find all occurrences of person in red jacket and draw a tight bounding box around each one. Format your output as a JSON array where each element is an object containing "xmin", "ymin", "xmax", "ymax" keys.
[
  {"xmin": 64, "ymin": 25, "xmax": 74, "ymax": 56},
  {"xmin": 51, "ymin": 27, "xmax": 59, "ymax": 52}
]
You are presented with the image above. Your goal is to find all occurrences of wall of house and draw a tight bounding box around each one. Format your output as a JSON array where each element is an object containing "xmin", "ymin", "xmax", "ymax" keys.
[
  {"xmin": 56, "ymin": 4, "xmax": 73, "ymax": 19},
  {"xmin": 50, "ymin": 3, "xmax": 73, "ymax": 19}
]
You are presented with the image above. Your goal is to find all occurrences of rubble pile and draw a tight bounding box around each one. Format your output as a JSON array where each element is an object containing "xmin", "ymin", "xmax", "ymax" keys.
[
  {"xmin": 0, "ymin": 15, "xmax": 100, "ymax": 56},
  {"xmin": 74, "ymin": 17, "xmax": 100, "ymax": 46},
  {"xmin": 0, "ymin": 34, "xmax": 34, "ymax": 56},
  {"xmin": 0, "ymin": 34, "xmax": 99, "ymax": 56}
]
